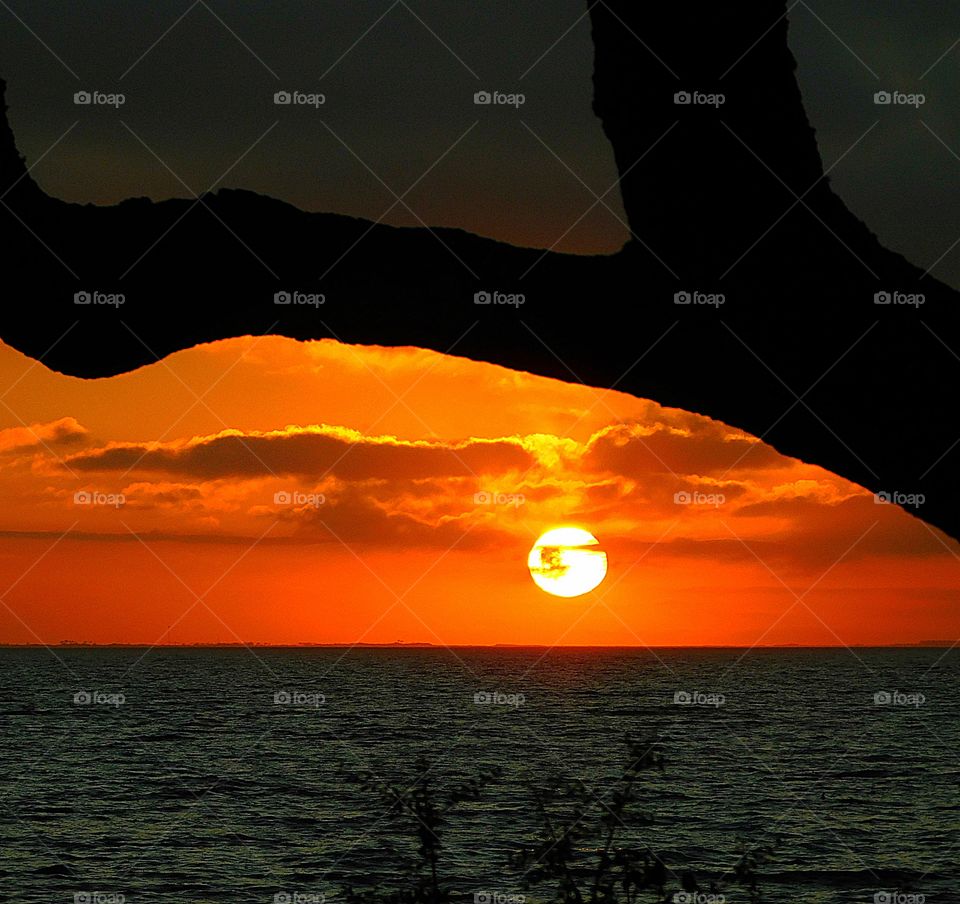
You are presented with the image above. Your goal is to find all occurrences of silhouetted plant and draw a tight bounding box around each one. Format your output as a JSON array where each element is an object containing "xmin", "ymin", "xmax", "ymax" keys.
[
  {"xmin": 510, "ymin": 736, "xmax": 776, "ymax": 904},
  {"xmin": 726, "ymin": 838, "xmax": 778, "ymax": 904},
  {"xmin": 343, "ymin": 739, "xmax": 775, "ymax": 903},
  {"xmin": 343, "ymin": 756, "xmax": 502, "ymax": 904},
  {"xmin": 510, "ymin": 735, "xmax": 670, "ymax": 902}
]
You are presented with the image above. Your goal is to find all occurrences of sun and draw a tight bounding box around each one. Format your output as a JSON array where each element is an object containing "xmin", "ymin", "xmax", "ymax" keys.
[{"xmin": 527, "ymin": 526, "xmax": 608, "ymax": 598}]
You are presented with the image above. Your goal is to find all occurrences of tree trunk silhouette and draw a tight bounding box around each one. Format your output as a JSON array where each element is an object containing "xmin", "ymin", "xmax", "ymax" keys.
[
  {"xmin": 0, "ymin": 3, "xmax": 958, "ymax": 544},
  {"xmin": 589, "ymin": 1, "xmax": 899, "ymax": 284}
]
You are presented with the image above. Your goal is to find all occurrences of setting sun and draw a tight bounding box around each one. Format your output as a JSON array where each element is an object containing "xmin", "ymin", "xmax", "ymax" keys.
[{"xmin": 527, "ymin": 527, "xmax": 609, "ymax": 598}]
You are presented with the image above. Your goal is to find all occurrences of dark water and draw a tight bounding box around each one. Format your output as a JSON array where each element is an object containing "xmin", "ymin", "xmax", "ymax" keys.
[{"xmin": 1, "ymin": 647, "xmax": 958, "ymax": 903}]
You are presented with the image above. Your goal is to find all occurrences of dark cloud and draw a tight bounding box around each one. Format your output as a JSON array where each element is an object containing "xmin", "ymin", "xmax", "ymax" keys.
[
  {"xmin": 66, "ymin": 427, "xmax": 533, "ymax": 479},
  {"xmin": 582, "ymin": 422, "xmax": 784, "ymax": 478},
  {"xmin": 276, "ymin": 485, "xmax": 505, "ymax": 550},
  {"xmin": 122, "ymin": 483, "xmax": 205, "ymax": 510},
  {"xmin": 597, "ymin": 493, "xmax": 958, "ymax": 574},
  {"xmin": 735, "ymin": 494, "xmax": 954, "ymax": 561}
]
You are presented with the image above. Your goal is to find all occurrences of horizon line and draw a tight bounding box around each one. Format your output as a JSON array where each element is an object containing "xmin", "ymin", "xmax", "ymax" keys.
[{"xmin": 1, "ymin": 641, "xmax": 954, "ymax": 650}]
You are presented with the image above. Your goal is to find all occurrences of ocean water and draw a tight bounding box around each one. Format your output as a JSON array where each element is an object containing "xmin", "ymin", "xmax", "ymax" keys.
[{"xmin": 1, "ymin": 646, "xmax": 957, "ymax": 903}]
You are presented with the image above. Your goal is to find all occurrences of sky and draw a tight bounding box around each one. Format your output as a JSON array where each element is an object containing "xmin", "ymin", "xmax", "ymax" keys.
[
  {"xmin": 1, "ymin": 1, "xmax": 958, "ymax": 280},
  {"xmin": 0, "ymin": 335, "xmax": 957, "ymax": 647}
]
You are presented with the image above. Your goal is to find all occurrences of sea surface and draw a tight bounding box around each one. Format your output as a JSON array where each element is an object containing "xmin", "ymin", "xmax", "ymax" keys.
[{"xmin": 0, "ymin": 646, "xmax": 957, "ymax": 903}]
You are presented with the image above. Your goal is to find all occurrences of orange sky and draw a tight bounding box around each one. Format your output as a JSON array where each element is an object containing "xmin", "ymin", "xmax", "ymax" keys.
[{"xmin": 0, "ymin": 335, "xmax": 956, "ymax": 647}]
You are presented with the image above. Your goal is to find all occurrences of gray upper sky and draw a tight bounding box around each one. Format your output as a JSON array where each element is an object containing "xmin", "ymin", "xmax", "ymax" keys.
[{"xmin": 1, "ymin": 1, "xmax": 958, "ymax": 284}]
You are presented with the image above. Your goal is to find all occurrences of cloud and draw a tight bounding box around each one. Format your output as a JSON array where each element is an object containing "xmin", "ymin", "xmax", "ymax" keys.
[
  {"xmin": 582, "ymin": 421, "xmax": 784, "ymax": 478},
  {"xmin": 121, "ymin": 482, "xmax": 206, "ymax": 509},
  {"xmin": 734, "ymin": 494, "xmax": 954, "ymax": 561},
  {"xmin": 66, "ymin": 425, "xmax": 534, "ymax": 480},
  {"xmin": 0, "ymin": 417, "xmax": 88, "ymax": 454},
  {"xmin": 275, "ymin": 484, "xmax": 505, "ymax": 550},
  {"xmin": 19, "ymin": 410, "xmax": 954, "ymax": 566}
]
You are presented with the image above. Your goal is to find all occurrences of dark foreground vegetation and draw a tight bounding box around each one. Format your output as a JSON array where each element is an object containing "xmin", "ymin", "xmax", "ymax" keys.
[{"xmin": 343, "ymin": 737, "xmax": 777, "ymax": 904}]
